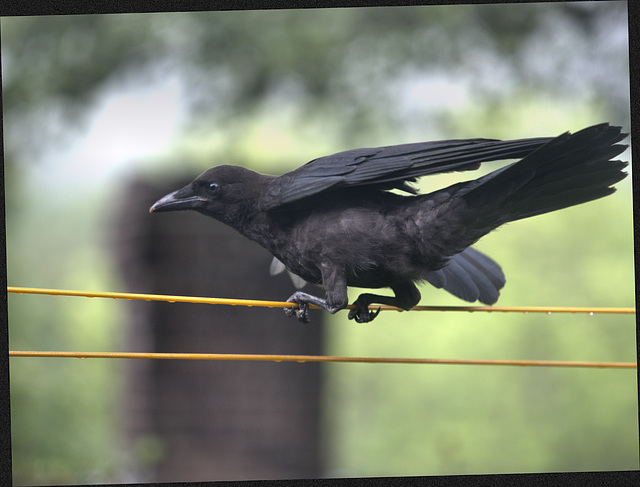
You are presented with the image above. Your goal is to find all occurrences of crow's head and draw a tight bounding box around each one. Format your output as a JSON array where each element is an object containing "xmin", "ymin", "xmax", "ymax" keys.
[{"xmin": 150, "ymin": 165, "xmax": 271, "ymax": 227}]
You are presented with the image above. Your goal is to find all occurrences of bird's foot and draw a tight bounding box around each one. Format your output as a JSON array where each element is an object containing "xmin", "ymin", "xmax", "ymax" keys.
[
  {"xmin": 348, "ymin": 297, "xmax": 381, "ymax": 323},
  {"xmin": 284, "ymin": 297, "xmax": 310, "ymax": 323}
]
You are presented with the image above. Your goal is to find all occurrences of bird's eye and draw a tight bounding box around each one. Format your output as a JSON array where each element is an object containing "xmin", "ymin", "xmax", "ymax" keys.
[{"xmin": 208, "ymin": 183, "xmax": 219, "ymax": 194}]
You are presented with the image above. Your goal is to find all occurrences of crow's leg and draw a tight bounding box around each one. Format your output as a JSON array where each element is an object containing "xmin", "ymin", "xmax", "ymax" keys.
[
  {"xmin": 348, "ymin": 282, "xmax": 421, "ymax": 323},
  {"xmin": 284, "ymin": 264, "xmax": 348, "ymax": 323}
]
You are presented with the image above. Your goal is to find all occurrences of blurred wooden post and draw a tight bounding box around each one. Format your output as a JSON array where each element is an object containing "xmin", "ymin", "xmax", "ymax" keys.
[{"xmin": 114, "ymin": 177, "xmax": 324, "ymax": 482}]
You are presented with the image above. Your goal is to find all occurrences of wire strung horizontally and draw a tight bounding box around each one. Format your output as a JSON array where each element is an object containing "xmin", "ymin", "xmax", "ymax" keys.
[
  {"xmin": 7, "ymin": 287, "xmax": 635, "ymax": 369},
  {"xmin": 6, "ymin": 286, "xmax": 636, "ymax": 315},
  {"xmin": 8, "ymin": 351, "xmax": 636, "ymax": 369}
]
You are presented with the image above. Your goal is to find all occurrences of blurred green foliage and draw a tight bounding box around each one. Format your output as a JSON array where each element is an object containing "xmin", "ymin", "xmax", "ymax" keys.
[{"xmin": 2, "ymin": 3, "xmax": 635, "ymax": 484}]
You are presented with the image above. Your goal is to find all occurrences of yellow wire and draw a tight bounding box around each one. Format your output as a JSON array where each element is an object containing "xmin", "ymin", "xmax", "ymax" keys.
[
  {"xmin": 8, "ymin": 351, "xmax": 636, "ymax": 369},
  {"xmin": 8, "ymin": 287, "xmax": 634, "ymax": 368},
  {"xmin": 6, "ymin": 286, "xmax": 636, "ymax": 314}
]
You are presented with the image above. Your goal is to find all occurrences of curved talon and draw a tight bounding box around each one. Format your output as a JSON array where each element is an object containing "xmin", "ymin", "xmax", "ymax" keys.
[
  {"xmin": 347, "ymin": 307, "xmax": 360, "ymax": 321},
  {"xmin": 296, "ymin": 303, "xmax": 310, "ymax": 323},
  {"xmin": 368, "ymin": 306, "xmax": 381, "ymax": 322},
  {"xmin": 284, "ymin": 302, "xmax": 310, "ymax": 323},
  {"xmin": 348, "ymin": 305, "xmax": 381, "ymax": 323}
]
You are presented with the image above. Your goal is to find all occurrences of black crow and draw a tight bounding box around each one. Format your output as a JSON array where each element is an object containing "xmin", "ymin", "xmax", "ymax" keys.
[{"xmin": 150, "ymin": 123, "xmax": 628, "ymax": 323}]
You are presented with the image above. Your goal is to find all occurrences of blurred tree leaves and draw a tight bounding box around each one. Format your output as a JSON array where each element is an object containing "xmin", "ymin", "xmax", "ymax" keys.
[{"xmin": 2, "ymin": 3, "xmax": 629, "ymax": 165}]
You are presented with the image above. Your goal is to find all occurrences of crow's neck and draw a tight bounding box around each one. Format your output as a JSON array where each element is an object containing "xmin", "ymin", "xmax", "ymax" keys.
[
  {"xmin": 224, "ymin": 181, "xmax": 276, "ymax": 248},
  {"xmin": 234, "ymin": 207, "xmax": 271, "ymax": 244}
]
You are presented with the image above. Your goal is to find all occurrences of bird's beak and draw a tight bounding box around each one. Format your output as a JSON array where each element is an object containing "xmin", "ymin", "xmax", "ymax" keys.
[{"xmin": 149, "ymin": 187, "xmax": 206, "ymax": 213}]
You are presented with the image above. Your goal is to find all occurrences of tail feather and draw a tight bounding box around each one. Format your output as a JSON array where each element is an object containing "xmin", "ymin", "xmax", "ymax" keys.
[
  {"xmin": 464, "ymin": 123, "xmax": 628, "ymax": 223},
  {"xmin": 424, "ymin": 123, "xmax": 627, "ymax": 304},
  {"xmin": 426, "ymin": 247, "xmax": 505, "ymax": 305}
]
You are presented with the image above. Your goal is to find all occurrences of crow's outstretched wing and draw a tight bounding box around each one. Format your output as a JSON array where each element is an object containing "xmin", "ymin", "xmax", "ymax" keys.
[{"xmin": 259, "ymin": 136, "xmax": 554, "ymax": 210}]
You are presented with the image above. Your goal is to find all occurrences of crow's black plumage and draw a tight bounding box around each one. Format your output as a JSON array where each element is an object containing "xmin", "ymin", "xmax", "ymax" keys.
[{"xmin": 150, "ymin": 123, "xmax": 628, "ymax": 323}]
